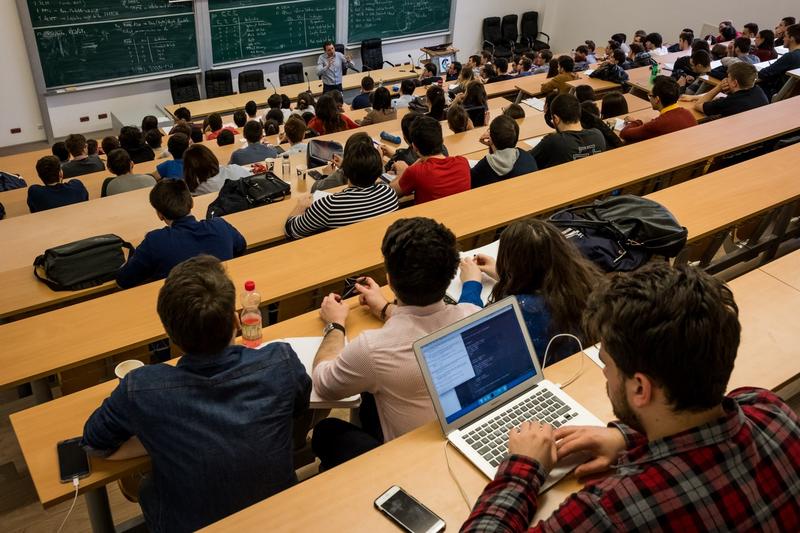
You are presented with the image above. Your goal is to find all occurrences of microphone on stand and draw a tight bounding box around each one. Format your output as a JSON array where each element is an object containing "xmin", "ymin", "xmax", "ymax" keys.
[
  {"xmin": 266, "ymin": 78, "xmax": 277, "ymax": 94},
  {"xmin": 304, "ymin": 71, "xmax": 312, "ymax": 93},
  {"xmin": 407, "ymin": 54, "xmax": 416, "ymax": 72}
]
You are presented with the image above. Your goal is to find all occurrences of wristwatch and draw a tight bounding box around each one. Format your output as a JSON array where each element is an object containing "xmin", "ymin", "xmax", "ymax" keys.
[{"xmin": 322, "ymin": 322, "xmax": 346, "ymax": 337}]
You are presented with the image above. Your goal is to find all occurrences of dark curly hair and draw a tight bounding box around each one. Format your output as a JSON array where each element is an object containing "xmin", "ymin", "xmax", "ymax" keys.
[{"xmin": 381, "ymin": 218, "xmax": 459, "ymax": 306}]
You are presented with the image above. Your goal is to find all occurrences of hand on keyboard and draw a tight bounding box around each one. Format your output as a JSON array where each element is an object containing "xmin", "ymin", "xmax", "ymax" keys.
[
  {"xmin": 508, "ymin": 421, "xmax": 558, "ymax": 473},
  {"xmin": 554, "ymin": 426, "xmax": 626, "ymax": 477}
]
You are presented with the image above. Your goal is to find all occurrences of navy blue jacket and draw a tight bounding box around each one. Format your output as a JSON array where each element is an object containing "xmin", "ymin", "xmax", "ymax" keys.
[
  {"xmin": 116, "ymin": 215, "xmax": 246, "ymax": 288},
  {"xmin": 26, "ymin": 180, "xmax": 89, "ymax": 213},
  {"xmin": 82, "ymin": 343, "xmax": 311, "ymax": 533},
  {"xmin": 470, "ymin": 149, "xmax": 538, "ymax": 189},
  {"xmin": 351, "ymin": 92, "xmax": 372, "ymax": 110}
]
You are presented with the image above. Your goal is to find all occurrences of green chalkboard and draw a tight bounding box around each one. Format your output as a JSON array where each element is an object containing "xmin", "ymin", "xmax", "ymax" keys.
[
  {"xmin": 347, "ymin": 0, "xmax": 451, "ymax": 43},
  {"xmin": 26, "ymin": 0, "xmax": 198, "ymax": 89},
  {"xmin": 209, "ymin": 0, "xmax": 337, "ymax": 65}
]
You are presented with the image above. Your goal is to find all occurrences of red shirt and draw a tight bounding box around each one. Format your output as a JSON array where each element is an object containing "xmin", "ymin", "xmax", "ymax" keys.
[
  {"xmin": 308, "ymin": 114, "xmax": 359, "ymax": 135},
  {"xmin": 620, "ymin": 106, "xmax": 697, "ymax": 144},
  {"xmin": 205, "ymin": 126, "xmax": 238, "ymax": 141},
  {"xmin": 397, "ymin": 155, "xmax": 471, "ymax": 204}
]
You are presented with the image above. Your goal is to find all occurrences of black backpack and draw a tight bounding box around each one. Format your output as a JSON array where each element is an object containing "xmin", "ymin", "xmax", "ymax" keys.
[
  {"xmin": 206, "ymin": 173, "xmax": 291, "ymax": 219},
  {"xmin": 549, "ymin": 195, "xmax": 688, "ymax": 272},
  {"xmin": 0, "ymin": 171, "xmax": 26, "ymax": 191}
]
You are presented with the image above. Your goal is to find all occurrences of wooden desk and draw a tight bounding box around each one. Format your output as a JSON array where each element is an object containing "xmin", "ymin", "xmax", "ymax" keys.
[
  {"xmin": 199, "ymin": 263, "xmax": 800, "ymax": 532},
  {"xmin": 759, "ymin": 250, "xmax": 800, "ymax": 292},
  {"xmin": 11, "ymin": 256, "xmax": 800, "ymax": 531},
  {"xmin": 2, "ymin": 99, "xmax": 800, "ymax": 391},
  {"xmin": 0, "ymin": 116, "xmax": 550, "ymax": 319},
  {"xmin": 163, "ymin": 66, "xmax": 418, "ymax": 120},
  {"xmin": 566, "ymin": 76, "xmax": 620, "ymax": 94}
]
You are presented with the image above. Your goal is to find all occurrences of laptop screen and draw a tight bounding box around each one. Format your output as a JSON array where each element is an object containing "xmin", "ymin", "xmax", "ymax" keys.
[{"xmin": 419, "ymin": 303, "xmax": 538, "ymax": 424}]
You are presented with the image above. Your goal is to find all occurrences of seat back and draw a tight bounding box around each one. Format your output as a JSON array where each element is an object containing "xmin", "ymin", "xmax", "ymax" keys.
[
  {"xmin": 483, "ymin": 17, "xmax": 502, "ymax": 44},
  {"xmin": 238, "ymin": 70, "xmax": 265, "ymax": 93},
  {"xmin": 204, "ymin": 69, "xmax": 233, "ymax": 98},
  {"xmin": 169, "ymin": 74, "xmax": 200, "ymax": 104},
  {"xmin": 361, "ymin": 38, "xmax": 384, "ymax": 71},
  {"xmin": 334, "ymin": 44, "xmax": 352, "ymax": 74},
  {"xmin": 279, "ymin": 62, "xmax": 304, "ymax": 86},
  {"xmin": 520, "ymin": 11, "xmax": 539, "ymax": 41},
  {"xmin": 501, "ymin": 14, "xmax": 518, "ymax": 43}
]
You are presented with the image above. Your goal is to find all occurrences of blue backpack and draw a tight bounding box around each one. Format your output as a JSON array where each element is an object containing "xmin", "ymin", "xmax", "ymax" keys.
[{"xmin": 0, "ymin": 171, "xmax": 26, "ymax": 191}]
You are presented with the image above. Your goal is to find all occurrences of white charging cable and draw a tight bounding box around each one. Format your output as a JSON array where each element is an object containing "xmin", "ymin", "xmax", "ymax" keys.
[
  {"xmin": 542, "ymin": 333, "xmax": 586, "ymax": 389},
  {"xmin": 443, "ymin": 440, "xmax": 472, "ymax": 510},
  {"xmin": 56, "ymin": 477, "xmax": 80, "ymax": 533}
]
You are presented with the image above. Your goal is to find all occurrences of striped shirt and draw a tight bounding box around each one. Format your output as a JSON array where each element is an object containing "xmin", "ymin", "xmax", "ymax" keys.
[{"xmin": 284, "ymin": 184, "xmax": 398, "ymax": 239}]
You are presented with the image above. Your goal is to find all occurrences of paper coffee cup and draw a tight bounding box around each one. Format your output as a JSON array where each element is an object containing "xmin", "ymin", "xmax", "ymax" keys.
[
  {"xmin": 115, "ymin": 360, "xmax": 145, "ymax": 380},
  {"xmin": 264, "ymin": 158, "xmax": 275, "ymax": 171}
]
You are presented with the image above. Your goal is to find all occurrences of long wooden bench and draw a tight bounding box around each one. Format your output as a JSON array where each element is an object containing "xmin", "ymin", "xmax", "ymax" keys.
[
  {"xmin": 1, "ymin": 136, "xmax": 799, "ymax": 402},
  {"xmin": 10, "ymin": 248, "xmax": 800, "ymax": 531}
]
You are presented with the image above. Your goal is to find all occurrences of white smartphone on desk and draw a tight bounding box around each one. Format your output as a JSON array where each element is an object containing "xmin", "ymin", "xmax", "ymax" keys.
[{"xmin": 375, "ymin": 486, "xmax": 446, "ymax": 533}]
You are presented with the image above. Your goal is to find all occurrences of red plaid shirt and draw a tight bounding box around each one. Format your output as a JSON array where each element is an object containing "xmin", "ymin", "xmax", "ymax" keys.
[{"xmin": 461, "ymin": 388, "xmax": 800, "ymax": 532}]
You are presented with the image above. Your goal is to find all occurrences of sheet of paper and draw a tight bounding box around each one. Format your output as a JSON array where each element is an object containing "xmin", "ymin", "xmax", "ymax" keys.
[
  {"xmin": 312, "ymin": 190, "xmax": 331, "ymax": 203},
  {"xmin": 523, "ymin": 136, "xmax": 544, "ymax": 149},
  {"xmin": 710, "ymin": 60, "xmax": 722, "ymax": 69},
  {"xmin": 582, "ymin": 344, "xmax": 604, "ymax": 369},
  {"xmin": 754, "ymin": 61, "xmax": 772, "ymax": 72},
  {"xmin": 583, "ymin": 69, "xmax": 595, "ymax": 77},
  {"xmin": 468, "ymin": 159, "xmax": 480, "ymax": 169},
  {"xmin": 521, "ymin": 97, "xmax": 545, "ymax": 112},
  {"xmin": 446, "ymin": 240, "xmax": 500, "ymax": 303},
  {"xmin": 612, "ymin": 118, "xmax": 625, "ymax": 132},
  {"xmin": 775, "ymin": 45, "xmax": 788, "ymax": 55},
  {"xmin": 259, "ymin": 338, "xmax": 361, "ymax": 405},
  {"xmin": 663, "ymin": 62, "xmax": 675, "ymax": 71}
]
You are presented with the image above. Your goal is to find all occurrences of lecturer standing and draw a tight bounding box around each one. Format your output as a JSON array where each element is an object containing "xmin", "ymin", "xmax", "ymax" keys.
[{"xmin": 317, "ymin": 41, "xmax": 356, "ymax": 94}]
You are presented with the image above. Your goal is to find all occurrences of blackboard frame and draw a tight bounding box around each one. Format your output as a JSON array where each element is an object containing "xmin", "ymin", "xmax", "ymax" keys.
[
  {"xmin": 19, "ymin": 1, "xmax": 203, "ymax": 92},
  {"xmin": 345, "ymin": 0, "xmax": 454, "ymax": 45}
]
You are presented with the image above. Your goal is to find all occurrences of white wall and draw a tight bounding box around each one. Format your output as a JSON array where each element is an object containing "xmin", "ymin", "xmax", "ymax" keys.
[
  {"xmin": 0, "ymin": 1, "xmax": 44, "ymax": 146},
  {"xmin": 3, "ymin": 1, "xmax": 797, "ymax": 147}
]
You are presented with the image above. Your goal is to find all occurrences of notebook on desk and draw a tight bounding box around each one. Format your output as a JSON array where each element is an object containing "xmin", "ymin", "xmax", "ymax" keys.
[{"xmin": 413, "ymin": 298, "xmax": 604, "ymax": 491}]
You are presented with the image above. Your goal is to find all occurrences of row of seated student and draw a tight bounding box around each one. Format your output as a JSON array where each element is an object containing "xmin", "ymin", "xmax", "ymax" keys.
[
  {"xmin": 78, "ymin": 217, "xmax": 800, "ymax": 531},
  {"xmin": 12, "ymin": 17, "xmax": 799, "ymax": 532},
  {"xmin": 16, "ymin": 20, "xmax": 799, "ymax": 202},
  {"xmin": 18, "ymin": 19, "xmax": 799, "ymax": 240}
]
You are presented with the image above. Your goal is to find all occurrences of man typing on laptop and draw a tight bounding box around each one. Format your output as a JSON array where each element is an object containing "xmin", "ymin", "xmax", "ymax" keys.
[{"xmin": 461, "ymin": 263, "xmax": 800, "ymax": 531}]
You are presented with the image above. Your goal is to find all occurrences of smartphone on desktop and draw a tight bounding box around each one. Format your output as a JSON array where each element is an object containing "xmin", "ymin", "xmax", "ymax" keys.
[
  {"xmin": 57, "ymin": 437, "xmax": 90, "ymax": 483},
  {"xmin": 375, "ymin": 486, "xmax": 445, "ymax": 533}
]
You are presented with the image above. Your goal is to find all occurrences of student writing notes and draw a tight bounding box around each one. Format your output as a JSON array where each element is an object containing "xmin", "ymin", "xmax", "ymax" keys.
[
  {"xmin": 458, "ymin": 219, "xmax": 600, "ymax": 364},
  {"xmin": 311, "ymin": 218, "xmax": 480, "ymax": 469}
]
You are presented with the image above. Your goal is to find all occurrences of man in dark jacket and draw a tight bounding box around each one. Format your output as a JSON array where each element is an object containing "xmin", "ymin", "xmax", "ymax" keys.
[{"xmin": 471, "ymin": 115, "xmax": 537, "ymax": 188}]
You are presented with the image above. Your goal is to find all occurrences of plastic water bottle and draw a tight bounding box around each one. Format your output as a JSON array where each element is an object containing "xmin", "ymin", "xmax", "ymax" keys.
[
  {"xmin": 240, "ymin": 280, "xmax": 262, "ymax": 348},
  {"xmin": 649, "ymin": 61, "xmax": 660, "ymax": 84},
  {"xmin": 281, "ymin": 154, "xmax": 291, "ymax": 181}
]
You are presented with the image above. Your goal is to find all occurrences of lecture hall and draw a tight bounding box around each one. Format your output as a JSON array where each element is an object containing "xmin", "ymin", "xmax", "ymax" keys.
[{"xmin": 1, "ymin": 0, "xmax": 800, "ymax": 531}]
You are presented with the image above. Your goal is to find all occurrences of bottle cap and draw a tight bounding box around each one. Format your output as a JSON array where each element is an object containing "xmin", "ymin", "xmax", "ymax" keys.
[{"xmin": 244, "ymin": 280, "xmax": 255, "ymax": 291}]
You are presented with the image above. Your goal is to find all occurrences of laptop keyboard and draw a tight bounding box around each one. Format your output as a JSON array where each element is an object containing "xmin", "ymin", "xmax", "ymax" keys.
[{"xmin": 462, "ymin": 388, "xmax": 578, "ymax": 468}]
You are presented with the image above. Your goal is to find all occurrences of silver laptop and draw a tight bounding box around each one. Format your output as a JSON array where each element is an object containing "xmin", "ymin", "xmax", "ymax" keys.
[{"xmin": 413, "ymin": 297, "xmax": 604, "ymax": 491}]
